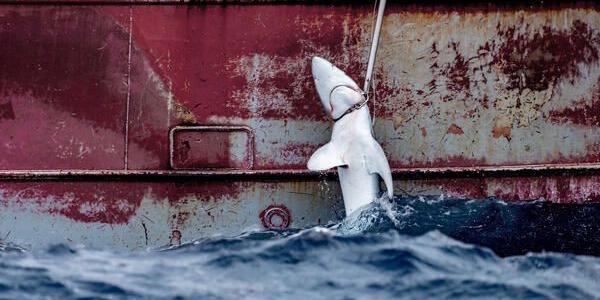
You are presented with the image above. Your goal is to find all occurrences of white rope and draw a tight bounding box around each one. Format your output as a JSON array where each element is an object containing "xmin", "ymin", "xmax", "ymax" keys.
[
  {"xmin": 364, "ymin": 0, "xmax": 387, "ymax": 126},
  {"xmin": 368, "ymin": 0, "xmax": 378, "ymax": 126}
]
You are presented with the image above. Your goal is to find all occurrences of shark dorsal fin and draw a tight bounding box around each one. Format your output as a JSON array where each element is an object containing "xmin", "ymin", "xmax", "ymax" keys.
[{"xmin": 307, "ymin": 142, "xmax": 346, "ymax": 171}]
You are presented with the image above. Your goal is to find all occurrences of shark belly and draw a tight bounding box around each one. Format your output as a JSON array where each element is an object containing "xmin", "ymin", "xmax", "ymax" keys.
[{"xmin": 338, "ymin": 165, "xmax": 380, "ymax": 216}]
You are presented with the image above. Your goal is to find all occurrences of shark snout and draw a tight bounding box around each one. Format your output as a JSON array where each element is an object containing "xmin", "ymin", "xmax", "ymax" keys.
[
  {"xmin": 311, "ymin": 56, "xmax": 331, "ymax": 77},
  {"xmin": 311, "ymin": 56, "xmax": 335, "ymax": 115},
  {"xmin": 311, "ymin": 56, "xmax": 334, "ymax": 90}
]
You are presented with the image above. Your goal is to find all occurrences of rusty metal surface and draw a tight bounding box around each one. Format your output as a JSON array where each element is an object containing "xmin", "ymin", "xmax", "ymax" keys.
[
  {"xmin": 2, "ymin": 4, "xmax": 599, "ymax": 172},
  {"xmin": 122, "ymin": 4, "xmax": 600, "ymax": 170},
  {"xmin": 0, "ymin": 179, "xmax": 342, "ymax": 249},
  {"xmin": 1, "ymin": 173, "xmax": 599, "ymax": 249},
  {"xmin": 1, "ymin": 2, "xmax": 600, "ymax": 248},
  {"xmin": 0, "ymin": 6, "xmax": 130, "ymax": 170},
  {"xmin": 169, "ymin": 125, "xmax": 254, "ymax": 170},
  {"xmin": 0, "ymin": 1, "xmax": 595, "ymax": 5},
  {"xmin": 4, "ymin": 162, "xmax": 600, "ymax": 180},
  {"xmin": 398, "ymin": 175, "xmax": 600, "ymax": 203}
]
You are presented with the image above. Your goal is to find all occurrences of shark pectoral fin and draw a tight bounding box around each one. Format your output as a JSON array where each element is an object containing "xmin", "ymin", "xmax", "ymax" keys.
[
  {"xmin": 364, "ymin": 143, "xmax": 394, "ymax": 198},
  {"xmin": 307, "ymin": 142, "xmax": 346, "ymax": 171}
]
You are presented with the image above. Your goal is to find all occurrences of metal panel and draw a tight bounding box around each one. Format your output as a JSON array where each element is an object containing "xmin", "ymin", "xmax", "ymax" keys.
[
  {"xmin": 170, "ymin": 126, "xmax": 254, "ymax": 169},
  {"xmin": 121, "ymin": 4, "xmax": 600, "ymax": 170},
  {"xmin": 0, "ymin": 6, "xmax": 130, "ymax": 170},
  {"xmin": 0, "ymin": 179, "xmax": 342, "ymax": 250},
  {"xmin": 1, "ymin": 172, "xmax": 599, "ymax": 249},
  {"xmin": 3, "ymin": 4, "xmax": 595, "ymax": 172}
]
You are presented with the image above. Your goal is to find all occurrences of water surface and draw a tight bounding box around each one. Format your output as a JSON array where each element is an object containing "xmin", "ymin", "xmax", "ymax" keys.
[{"xmin": 1, "ymin": 196, "xmax": 599, "ymax": 300}]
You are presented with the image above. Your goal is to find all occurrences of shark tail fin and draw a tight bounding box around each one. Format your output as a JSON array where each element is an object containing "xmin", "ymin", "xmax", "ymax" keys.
[{"xmin": 307, "ymin": 142, "xmax": 346, "ymax": 171}]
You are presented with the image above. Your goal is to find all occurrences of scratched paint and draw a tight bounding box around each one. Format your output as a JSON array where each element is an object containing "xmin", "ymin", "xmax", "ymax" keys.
[
  {"xmin": 122, "ymin": 5, "xmax": 600, "ymax": 169},
  {"xmin": 4, "ymin": 5, "xmax": 596, "ymax": 171},
  {"xmin": 0, "ymin": 180, "xmax": 342, "ymax": 249},
  {"xmin": 374, "ymin": 9, "xmax": 600, "ymax": 169},
  {"xmin": 0, "ymin": 3, "xmax": 600, "ymax": 248},
  {"xmin": 397, "ymin": 175, "xmax": 600, "ymax": 203}
]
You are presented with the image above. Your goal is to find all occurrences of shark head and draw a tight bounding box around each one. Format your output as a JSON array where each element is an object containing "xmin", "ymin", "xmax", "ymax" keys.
[{"xmin": 311, "ymin": 56, "xmax": 364, "ymax": 120}]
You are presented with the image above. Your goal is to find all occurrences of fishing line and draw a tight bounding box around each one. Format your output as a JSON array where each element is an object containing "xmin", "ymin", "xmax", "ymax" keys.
[
  {"xmin": 369, "ymin": 0, "xmax": 378, "ymax": 127},
  {"xmin": 364, "ymin": 0, "xmax": 386, "ymax": 127}
]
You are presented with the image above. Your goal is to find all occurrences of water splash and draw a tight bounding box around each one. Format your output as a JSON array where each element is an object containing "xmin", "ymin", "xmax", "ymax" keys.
[{"xmin": 339, "ymin": 195, "xmax": 600, "ymax": 256}]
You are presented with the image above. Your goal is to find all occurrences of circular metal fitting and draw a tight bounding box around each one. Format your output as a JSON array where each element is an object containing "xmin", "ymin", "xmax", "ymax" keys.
[{"xmin": 259, "ymin": 204, "xmax": 291, "ymax": 230}]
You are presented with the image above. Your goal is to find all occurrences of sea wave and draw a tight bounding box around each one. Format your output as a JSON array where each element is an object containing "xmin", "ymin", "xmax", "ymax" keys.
[{"xmin": 0, "ymin": 196, "xmax": 599, "ymax": 300}]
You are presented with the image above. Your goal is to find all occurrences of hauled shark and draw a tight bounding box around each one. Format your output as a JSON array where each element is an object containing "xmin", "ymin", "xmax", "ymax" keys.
[{"xmin": 307, "ymin": 56, "xmax": 393, "ymax": 216}]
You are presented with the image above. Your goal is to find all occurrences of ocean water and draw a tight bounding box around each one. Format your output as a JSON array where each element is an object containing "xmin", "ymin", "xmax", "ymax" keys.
[{"xmin": 1, "ymin": 196, "xmax": 599, "ymax": 300}]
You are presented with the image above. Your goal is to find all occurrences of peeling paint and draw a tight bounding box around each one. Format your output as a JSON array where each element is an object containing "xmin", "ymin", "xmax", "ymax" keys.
[
  {"xmin": 447, "ymin": 123, "xmax": 464, "ymax": 135},
  {"xmin": 0, "ymin": 180, "xmax": 341, "ymax": 249},
  {"xmin": 1, "ymin": 3, "xmax": 600, "ymax": 249}
]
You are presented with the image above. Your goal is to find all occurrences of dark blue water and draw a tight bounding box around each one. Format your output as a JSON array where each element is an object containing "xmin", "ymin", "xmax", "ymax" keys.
[{"xmin": 1, "ymin": 196, "xmax": 600, "ymax": 300}]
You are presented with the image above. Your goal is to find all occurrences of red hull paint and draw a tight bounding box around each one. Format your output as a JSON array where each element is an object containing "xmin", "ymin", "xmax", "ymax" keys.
[{"xmin": 0, "ymin": 2, "xmax": 599, "ymax": 248}]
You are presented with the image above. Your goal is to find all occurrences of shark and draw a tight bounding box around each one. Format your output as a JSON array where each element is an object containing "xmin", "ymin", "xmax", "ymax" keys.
[{"xmin": 307, "ymin": 56, "xmax": 394, "ymax": 216}]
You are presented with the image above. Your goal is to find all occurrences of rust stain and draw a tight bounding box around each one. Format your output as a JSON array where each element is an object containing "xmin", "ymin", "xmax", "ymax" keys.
[
  {"xmin": 549, "ymin": 79, "xmax": 600, "ymax": 126},
  {"xmin": 491, "ymin": 114, "xmax": 513, "ymax": 141},
  {"xmin": 173, "ymin": 102, "xmax": 197, "ymax": 124},
  {"xmin": 169, "ymin": 230, "xmax": 182, "ymax": 247},
  {"xmin": 587, "ymin": 143, "xmax": 600, "ymax": 158},
  {"xmin": 126, "ymin": 6, "xmax": 600, "ymax": 169},
  {"xmin": 443, "ymin": 41, "xmax": 471, "ymax": 95},
  {"xmin": 0, "ymin": 180, "xmax": 251, "ymax": 225},
  {"xmin": 492, "ymin": 19, "xmax": 600, "ymax": 92},
  {"xmin": 492, "ymin": 123, "xmax": 512, "ymax": 141},
  {"xmin": 259, "ymin": 204, "xmax": 291, "ymax": 230},
  {"xmin": 424, "ymin": 178, "xmax": 488, "ymax": 199},
  {"xmin": 446, "ymin": 123, "xmax": 464, "ymax": 135},
  {"xmin": 175, "ymin": 212, "xmax": 190, "ymax": 227},
  {"xmin": 392, "ymin": 155, "xmax": 486, "ymax": 168},
  {"xmin": 393, "ymin": 115, "xmax": 404, "ymax": 130},
  {"xmin": 415, "ymin": 175, "xmax": 600, "ymax": 204},
  {"xmin": 262, "ymin": 142, "xmax": 321, "ymax": 169},
  {"xmin": 2, "ymin": 6, "xmax": 600, "ymax": 182},
  {"xmin": 0, "ymin": 101, "xmax": 15, "ymax": 121}
]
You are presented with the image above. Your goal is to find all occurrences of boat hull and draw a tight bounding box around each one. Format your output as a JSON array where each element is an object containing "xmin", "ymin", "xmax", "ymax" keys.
[{"xmin": 1, "ymin": 1, "xmax": 599, "ymax": 248}]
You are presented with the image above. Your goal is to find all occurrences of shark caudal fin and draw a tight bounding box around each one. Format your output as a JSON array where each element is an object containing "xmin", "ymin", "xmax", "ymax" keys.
[
  {"xmin": 307, "ymin": 142, "xmax": 346, "ymax": 171},
  {"xmin": 364, "ymin": 141, "xmax": 394, "ymax": 198}
]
